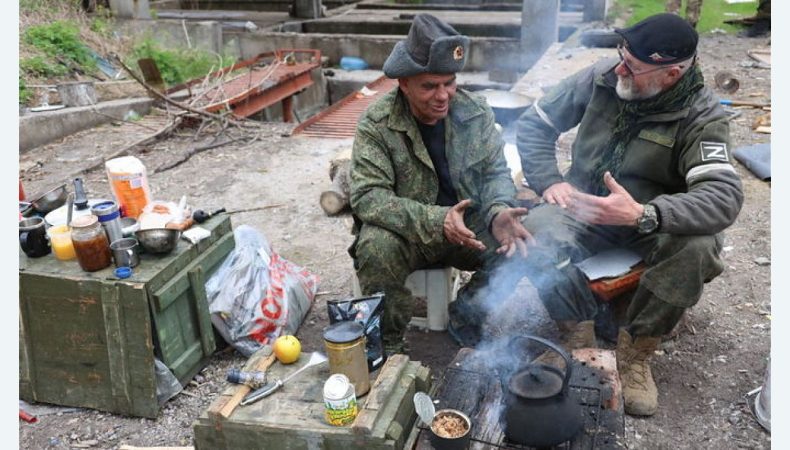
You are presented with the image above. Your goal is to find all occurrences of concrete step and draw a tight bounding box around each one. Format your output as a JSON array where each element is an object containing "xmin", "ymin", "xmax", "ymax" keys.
[{"xmin": 20, "ymin": 98, "xmax": 154, "ymax": 153}]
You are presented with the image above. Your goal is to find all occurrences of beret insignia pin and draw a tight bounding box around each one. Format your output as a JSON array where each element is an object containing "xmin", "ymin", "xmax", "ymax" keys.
[
  {"xmin": 453, "ymin": 45, "xmax": 464, "ymax": 60},
  {"xmin": 649, "ymin": 52, "xmax": 670, "ymax": 62}
]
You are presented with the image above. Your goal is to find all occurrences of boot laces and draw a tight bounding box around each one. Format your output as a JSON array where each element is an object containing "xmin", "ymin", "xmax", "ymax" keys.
[{"xmin": 623, "ymin": 350, "xmax": 651, "ymax": 389}]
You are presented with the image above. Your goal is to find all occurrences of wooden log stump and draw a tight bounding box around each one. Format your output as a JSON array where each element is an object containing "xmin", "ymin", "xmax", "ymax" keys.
[{"xmin": 320, "ymin": 148, "xmax": 352, "ymax": 216}]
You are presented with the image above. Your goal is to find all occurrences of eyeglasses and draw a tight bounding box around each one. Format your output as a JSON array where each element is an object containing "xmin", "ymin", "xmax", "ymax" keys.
[{"xmin": 616, "ymin": 45, "xmax": 686, "ymax": 77}]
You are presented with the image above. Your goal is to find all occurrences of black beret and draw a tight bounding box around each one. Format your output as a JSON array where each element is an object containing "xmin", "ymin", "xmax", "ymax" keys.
[{"xmin": 615, "ymin": 13, "xmax": 698, "ymax": 65}]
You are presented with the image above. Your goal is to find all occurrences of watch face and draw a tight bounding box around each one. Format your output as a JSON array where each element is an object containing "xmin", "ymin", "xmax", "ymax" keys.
[
  {"xmin": 639, "ymin": 206, "xmax": 658, "ymax": 233},
  {"xmin": 640, "ymin": 217, "xmax": 658, "ymax": 232}
]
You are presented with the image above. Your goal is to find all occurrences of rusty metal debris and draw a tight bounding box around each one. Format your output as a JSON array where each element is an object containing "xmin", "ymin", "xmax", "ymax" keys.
[{"xmin": 293, "ymin": 76, "xmax": 398, "ymax": 139}]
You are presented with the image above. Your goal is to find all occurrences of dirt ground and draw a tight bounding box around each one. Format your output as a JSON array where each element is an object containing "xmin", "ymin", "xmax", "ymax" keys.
[{"xmin": 19, "ymin": 32, "xmax": 771, "ymax": 449}]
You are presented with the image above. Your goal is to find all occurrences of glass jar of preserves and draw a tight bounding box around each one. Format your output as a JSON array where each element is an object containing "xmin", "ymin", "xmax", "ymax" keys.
[{"xmin": 71, "ymin": 215, "xmax": 112, "ymax": 272}]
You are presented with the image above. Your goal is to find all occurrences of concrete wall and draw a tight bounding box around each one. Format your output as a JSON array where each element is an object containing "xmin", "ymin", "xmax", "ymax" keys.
[
  {"xmin": 116, "ymin": 19, "xmax": 229, "ymax": 56},
  {"xmin": 20, "ymin": 98, "xmax": 153, "ymax": 153},
  {"xmin": 239, "ymin": 32, "xmax": 526, "ymax": 72}
]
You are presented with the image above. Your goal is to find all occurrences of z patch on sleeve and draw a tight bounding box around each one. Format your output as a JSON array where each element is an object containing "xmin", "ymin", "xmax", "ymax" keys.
[{"xmin": 700, "ymin": 141, "xmax": 729, "ymax": 161}]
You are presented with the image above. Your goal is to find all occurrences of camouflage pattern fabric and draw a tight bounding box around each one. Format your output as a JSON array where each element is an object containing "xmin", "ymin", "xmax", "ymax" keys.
[
  {"xmin": 522, "ymin": 204, "xmax": 724, "ymax": 337},
  {"xmin": 349, "ymin": 87, "xmax": 519, "ymax": 345},
  {"xmin": 666, "ymin": 0, "xmax": 703, "ymax": 28}
]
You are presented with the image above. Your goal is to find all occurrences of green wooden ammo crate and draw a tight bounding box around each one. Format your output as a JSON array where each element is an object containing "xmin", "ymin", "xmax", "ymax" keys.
[
  {"xmin": 19, "ymin": 214, "xmax": 235, "ymax": 418},
  {"xmin": 194, "ymin": 354, "xmax": 431, "ymax": 450}
]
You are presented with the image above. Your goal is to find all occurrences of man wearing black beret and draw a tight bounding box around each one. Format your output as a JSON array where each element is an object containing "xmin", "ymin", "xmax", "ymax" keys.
[
  {"xmin": 349, "ymin": 14, "xmax": 533, "ymax": 354},
  {"xmin": 516, "ymin": 13, "xmax": 743, "ymax": 416}
]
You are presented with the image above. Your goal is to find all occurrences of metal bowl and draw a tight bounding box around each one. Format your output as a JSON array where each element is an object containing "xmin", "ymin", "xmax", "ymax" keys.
[
  {"xmin": 120, "ymin": 217, "xmax": 140, "ymax": 237},
  {"xmin": 477, "ymin": 90, "xmax": 533, "ymax": 125},
  {"xmin": 20, "ymin": 201, "xmax": 35, "ymax": 218},
  {"xmin": 31, "ymin": 184, "xmax": 68, "ymax": 214},
  {"xmin": 135, "ymin": 228, "xmax": 181, "ymax": 254}
]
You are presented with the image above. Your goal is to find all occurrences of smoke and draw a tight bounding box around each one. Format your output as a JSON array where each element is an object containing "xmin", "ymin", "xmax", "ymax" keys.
[{"xmin": 454, "ymin": 250, "xmax": 565, "ymax": 380}]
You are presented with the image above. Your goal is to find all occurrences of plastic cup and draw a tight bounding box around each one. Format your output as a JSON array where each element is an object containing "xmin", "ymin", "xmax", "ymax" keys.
[{"xmin": 47, "ymin": 224, "xmax": 76, "ymax": 261}]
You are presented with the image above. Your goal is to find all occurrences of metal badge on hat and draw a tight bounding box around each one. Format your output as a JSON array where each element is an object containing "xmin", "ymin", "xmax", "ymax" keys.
[
  {"xmin": 649, "ymin": 52, "xmax": 671, "ymax": 63},
  {"xmin": 453, "ymin": 46, "xmax": 464, "ymax": 61}
]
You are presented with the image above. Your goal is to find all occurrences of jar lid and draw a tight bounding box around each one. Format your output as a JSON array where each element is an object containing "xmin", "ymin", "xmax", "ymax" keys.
[
  {"xmin": 323, "ymin": 321, "xmax": 364, "ymax": 343},
  {"xmin": 91, "ymin": 201, "xmax": 118, "ymax": 215},
  {"xmin": 71, "ymin": 214, "xmax": 99, "ymax": 228},
  {"xmin": 114, "ymin": 267, "xmax": 133, "ymax": 279}
]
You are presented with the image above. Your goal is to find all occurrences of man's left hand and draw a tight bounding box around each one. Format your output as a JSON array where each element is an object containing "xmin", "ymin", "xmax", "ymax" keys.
[
  {"xmin": 567, "ymin": 172, "xmax": 643, "ymax": 226},
  {"xmin": 491, "ymin": 207, "xmax": 535, "ymax": 258}
]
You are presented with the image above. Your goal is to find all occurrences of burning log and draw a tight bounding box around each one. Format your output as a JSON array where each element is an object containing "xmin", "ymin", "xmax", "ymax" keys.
[{"xmin": 320, "ymin": 148, "xmax": 352, "ymax": 216}]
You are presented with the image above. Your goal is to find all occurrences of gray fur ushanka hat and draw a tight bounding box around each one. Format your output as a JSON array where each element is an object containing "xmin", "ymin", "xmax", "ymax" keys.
[{"xmin": 383, "ymin": 14, "xmax": 470, "ymax": 78}]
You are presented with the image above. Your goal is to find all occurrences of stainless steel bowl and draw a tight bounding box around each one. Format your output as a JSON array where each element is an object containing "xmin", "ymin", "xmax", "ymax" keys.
[
  {"xmin": 120, "ymin": 217, "xmax": 140, "ymax": 237},
  {"xmin": 135, "ymin": 228, "xmax": 181, "ymax": 254},
  {"xmin": 31, "ymin": 184, "xmax": 68, "ymax": 214},
  {"xmin": 20, "ymin": 201, "xmax": 35, "ymax": 218}
]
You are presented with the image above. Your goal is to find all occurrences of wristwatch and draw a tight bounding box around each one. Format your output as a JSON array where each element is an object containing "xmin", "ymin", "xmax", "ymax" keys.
[{"xmin": 636, "ymin": 204, "xmax": 659, "ymax": 234}]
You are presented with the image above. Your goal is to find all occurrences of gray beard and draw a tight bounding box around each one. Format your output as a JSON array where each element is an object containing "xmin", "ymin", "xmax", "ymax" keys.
[{"xmin": 616, "ymin": 76, "xmax": 662, "ymax": 101}]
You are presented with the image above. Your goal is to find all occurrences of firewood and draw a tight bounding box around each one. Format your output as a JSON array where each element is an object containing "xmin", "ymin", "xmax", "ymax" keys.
[{"xmin": 321, "ymin": 148, "xmax": 352, "ymax": 215}]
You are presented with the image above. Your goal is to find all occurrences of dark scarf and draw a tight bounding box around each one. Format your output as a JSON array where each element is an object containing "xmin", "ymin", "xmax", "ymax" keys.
[{"xmin": 590, "ymin": 65, "xmax": 704, "ymax": 195}]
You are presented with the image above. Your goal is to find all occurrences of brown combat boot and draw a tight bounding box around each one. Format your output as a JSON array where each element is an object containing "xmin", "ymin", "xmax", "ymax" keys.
[
  {"xmin": 534, "ymin": 320, "xmax": 597, "ymax": 368},
  {"xmin": 616, "ymin": 329, "xmax": 661, "ymax": 416}
]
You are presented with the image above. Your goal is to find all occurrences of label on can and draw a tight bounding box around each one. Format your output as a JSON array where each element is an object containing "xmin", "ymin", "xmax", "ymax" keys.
[{"xmin": 323, "ymin": 374, "xmax": 358, "ymax": 426}]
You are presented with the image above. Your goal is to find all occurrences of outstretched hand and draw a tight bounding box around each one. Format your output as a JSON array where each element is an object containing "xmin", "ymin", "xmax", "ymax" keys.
[
  {"xmin": 543, "ymin": 182, "xmax": 578, "ymax": 208},
  {"xmin": 491, "ymin": 207, "xmax": 535, "ymax": 258},
  {"xmin": 444, "ymin": 199, "xmax": 486, "ymax": 251},
  {"xmin": 566, "ymin": 172, "xmax": 643, "ymax": 226}
]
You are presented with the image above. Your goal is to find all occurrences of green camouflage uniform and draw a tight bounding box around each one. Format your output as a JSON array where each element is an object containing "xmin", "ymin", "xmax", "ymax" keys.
[
  {"xmin": 666, "ymin": 0, "xmax": 703, "ymax": 28},
  {"xmin": 349, "ymin": 87, "xmax": 519, "ymax": 347},
  {"xmin": 516, "ymin": 59, "xmax": 743, "ymax": 337}
]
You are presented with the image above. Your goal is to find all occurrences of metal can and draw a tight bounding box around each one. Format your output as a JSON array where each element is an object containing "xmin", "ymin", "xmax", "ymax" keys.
[
  {"xmin": 324, "ymin": 321, "xmax": 370, "ymax": 396},
  {"xmin": 91, "ymin": 200, "xmax": 123, "ymax": 245},
  {"xmin": 323, "ymin": 374, "xmax": 358, "ymax": 426}
]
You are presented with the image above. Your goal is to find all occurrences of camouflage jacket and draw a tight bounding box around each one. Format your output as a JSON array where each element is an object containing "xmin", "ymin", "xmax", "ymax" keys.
[
  {"xmin": 517, "ymin": 58, "xmax": 743, "ymax": 235},
  {"xmin": 350, "ymin": 88, "xmax": 516, "ymax": 247}
]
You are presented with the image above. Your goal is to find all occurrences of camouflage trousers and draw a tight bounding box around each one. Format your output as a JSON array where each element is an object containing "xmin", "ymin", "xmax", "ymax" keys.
[
  {"xmin": 666, "ymin": 0, "xmax": 703, "ymax": 28},
  {"xmin": 352, "ymin": 222, "xmax": 526, "ymax": 347},
  {"xmin": 520, "ymin": 204, "xmax": 724, "ymax": 337}
]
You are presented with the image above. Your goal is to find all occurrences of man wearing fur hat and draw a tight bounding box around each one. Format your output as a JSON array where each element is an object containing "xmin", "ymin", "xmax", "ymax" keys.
[
  {"xmin": 349, "ymin": 14, "xmax": 533, "ymax": 354},
  {"xmin": 515, "ymin": 13, "xmax": 743, "ymax": 416}
]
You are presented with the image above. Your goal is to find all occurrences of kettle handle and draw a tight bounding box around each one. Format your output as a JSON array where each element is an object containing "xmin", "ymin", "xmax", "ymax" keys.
[{"xmin": 511, "ymin": 335, "xmax": 573, "ymax": 393}]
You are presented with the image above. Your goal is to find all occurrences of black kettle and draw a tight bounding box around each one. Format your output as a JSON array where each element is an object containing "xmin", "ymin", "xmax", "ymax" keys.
[{"xmin": 501, "ymin": 335, "xmax": 584, "ymax": 447}]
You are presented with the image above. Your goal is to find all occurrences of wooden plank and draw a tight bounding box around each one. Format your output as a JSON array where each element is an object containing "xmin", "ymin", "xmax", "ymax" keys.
[
  {"xmin": 189, "ymin": 267, "xmax": 216, "ymax": 356},
  {"xmin": 117, "ymin": 282, "xmax": 158, "ymax": 418},
  {"xmin": 18, "ymin": 291, "xmax": 35, "ymax": 400},
  {"xmin": 206, "ymin": 346, "xmax": 276, "ymax": 421},
  {"xmin": 352, "ymin": 354, "xmax": 409, "ymax": 435},
  {"xmin": 152, "ymin": 273, "xmax": 191, "ymax": 312},
  {"xmin": 101, "ymin": 283, "xmax": 133, "ymax": 413}
]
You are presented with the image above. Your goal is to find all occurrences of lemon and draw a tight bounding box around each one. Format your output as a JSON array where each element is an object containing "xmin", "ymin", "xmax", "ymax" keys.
[{"xmin": 273, "ymin": 335, "xmax": 301, "ymax": 364}]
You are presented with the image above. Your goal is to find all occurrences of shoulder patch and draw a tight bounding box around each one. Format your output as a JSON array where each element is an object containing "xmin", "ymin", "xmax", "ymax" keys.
[{"xmin": 700, "ymin": 141, "xmax": 728, "ymax": 162}]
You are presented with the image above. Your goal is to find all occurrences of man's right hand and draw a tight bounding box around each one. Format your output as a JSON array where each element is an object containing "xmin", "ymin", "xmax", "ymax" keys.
[
  {"xmin": 444, "ymin": 199, "xmax": 486, "ymax": 251},
  {"xmin": 542, "ymin": 182, "xmax": 578, "ymax": 208}
]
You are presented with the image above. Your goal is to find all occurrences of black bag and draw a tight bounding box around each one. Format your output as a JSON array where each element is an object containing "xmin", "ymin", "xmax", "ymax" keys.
[{"xmin": 327, "ymin": 293, "xmax": 385, "ymax": 371}]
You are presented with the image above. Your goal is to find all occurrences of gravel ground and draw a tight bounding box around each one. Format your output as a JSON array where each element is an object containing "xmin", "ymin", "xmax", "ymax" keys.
[{"xmin": 19, "ymin": 31, "xmax": 771, "ymax": 449}]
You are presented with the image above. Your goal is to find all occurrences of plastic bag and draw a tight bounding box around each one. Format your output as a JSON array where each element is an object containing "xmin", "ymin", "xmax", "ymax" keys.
[
  {"xmin": 327, "ymin": 293, "xmax": 385, "ymax": 371},
  {"xmin": 155, "ymin": 359, "xmax": 182, "ymax": 405},
  {"xmin": 105, "ymin": 156, "xmax": 151, "ymax": 219},
  {"xmin": 205, "ymin": 225, "xmax": 318, "ymax": 357}
]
